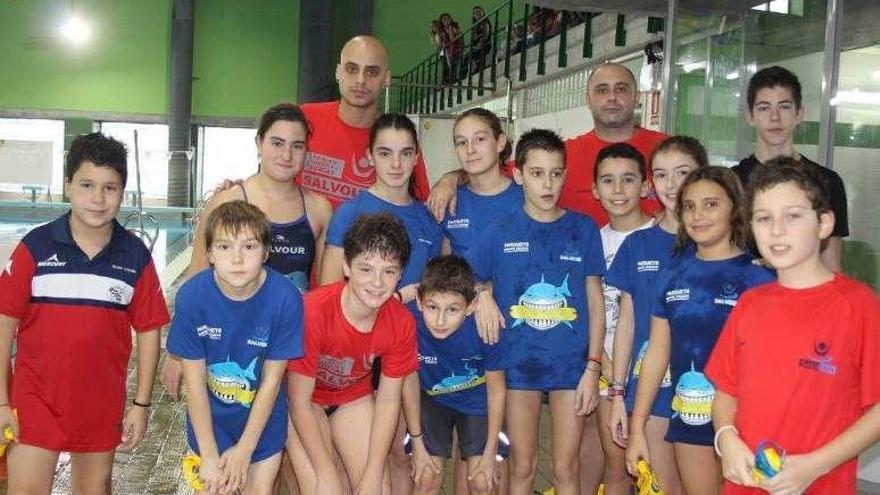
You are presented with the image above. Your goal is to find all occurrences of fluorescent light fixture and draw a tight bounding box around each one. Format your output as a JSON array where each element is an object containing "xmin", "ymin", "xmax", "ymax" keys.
[
  {"xmin": 60, "ymin": 16, "xmax": 90, "ymax": 46},
  {"xmin": 830, "ymin": 88, "xmax": 880, "ymax": 106},
  {"xmin": 725, "ymin": 71, "xmax": 739, "ymax": 80},
  {"xmin": 681, "ymin": 61, "xmax": 707, "ymax": 73}
]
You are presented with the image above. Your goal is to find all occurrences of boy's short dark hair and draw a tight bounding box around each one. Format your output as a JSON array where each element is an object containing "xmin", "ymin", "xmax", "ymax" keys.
[
  {"xmin": 514, "ymin": 128, "xmax": 566, "ymax": 170},
  {"xmin": 746, "ymin": 156, "xmax": 832, "ymax": 221},
  {"xmin": 418, "ymin": 255, "xmax": 476, "ymax": 304},
  {"xmin": 343, "ymin": 213, "xmax": 411, "ymax": 267},
  {"xmin": 747, "ymin": 66, "xmax": 802, "ymax": 111},
  {"xmin": 204, "ymin": 200, "xmax": 272, "ymax": 250},
  {"xmin": 594, "ymin": 142, "xmax": 646, "ymax": 182},
  {"xmin": 65, "ymin": 132, "xmax": 128, "ymax": 187}
]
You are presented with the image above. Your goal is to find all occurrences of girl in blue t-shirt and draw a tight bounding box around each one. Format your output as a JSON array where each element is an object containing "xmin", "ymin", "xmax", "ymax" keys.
[
  {"xmin": 605, "ymin": 136, "xmax": 708, "ymax": 494},
  {"xmin": 443, "ymin": 108, "xmax": 523, "ymax": 267},
  {"xmin": 624, "ymin": 167, "xmax": 774, "ymax": 495},
  {"xmin": 321, "ymin": 113, "xmax": 442, "ymax": 302}
]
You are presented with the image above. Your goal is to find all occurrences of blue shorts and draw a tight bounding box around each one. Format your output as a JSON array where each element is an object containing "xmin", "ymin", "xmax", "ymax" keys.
[{"xmin": 404, "ymin": 392, "xmax": 510, "ymax": 460}]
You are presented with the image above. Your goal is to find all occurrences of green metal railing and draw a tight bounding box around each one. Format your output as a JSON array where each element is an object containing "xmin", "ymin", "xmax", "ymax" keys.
[{"xmin": 389, "ymin": 2, "xmax": 665, "ymax": 115}]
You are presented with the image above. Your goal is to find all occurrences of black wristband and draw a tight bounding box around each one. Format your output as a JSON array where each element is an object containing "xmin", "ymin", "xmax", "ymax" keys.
[
  {"xmin": 409, "ymin": 431, "xmax": 424, "ymax": 440},
  {"xmin": 132, "ymin": 399, "xmax": 151, "ymax": 408}
]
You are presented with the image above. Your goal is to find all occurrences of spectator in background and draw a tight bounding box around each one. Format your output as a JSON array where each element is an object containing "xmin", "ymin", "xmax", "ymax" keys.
[
  {"xmin": 446, "ymin": 21, "xmax": 464, "ymax": 77},
  {"xmin": 470, "ymin": 6, "xmax": 492, "ymax": 70},
  {"xmin": 430, "ymin": 19, "xmax": 447, "ymax": 51},
  {"xmin": 430, "ymin": 19, "xmax": 451, "ymax": 82},
  {"xmin": 508, "ymin": 21, "xmax": 526, "ymax": 56},
  {"xmin": 544, "ymin": 8, "xmax": 560, "ymax": 37}
]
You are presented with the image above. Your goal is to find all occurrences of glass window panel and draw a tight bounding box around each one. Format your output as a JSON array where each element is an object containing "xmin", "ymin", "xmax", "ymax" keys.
[
  {"xmin": 99, "ymin": 122, "xmax": 169, "ymax": 203},
  {"xmin": 0, "ymin": 118, "xmax": 65, "ymax": 198},
  {"xmin": 200, "ymin": 126, "xmax": 258, "ymax": 198},
  {"xmin": 834, "ymin": 0, "xmax": 880, "ymax": 294}
]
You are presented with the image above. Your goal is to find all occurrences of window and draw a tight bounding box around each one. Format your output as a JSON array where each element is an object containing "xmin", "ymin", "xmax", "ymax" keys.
[
  {"xmin": 99, "ymin": 122, "xmax": 169, "ymax": 200},
  {"xmin": 199, "ymin": 126, "xmax": 258, "ymax": 198},
  {"xmin": 0, "ymin": 118, "xmax": 65, "ymax": 199}
]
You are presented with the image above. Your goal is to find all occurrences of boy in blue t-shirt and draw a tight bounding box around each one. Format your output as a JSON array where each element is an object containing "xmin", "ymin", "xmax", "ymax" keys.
[
  {"xmin": 167, "ymin": 200, "xmax": 304, "ymax": 494},
  {"xmin": 403, "ymin": 255, "xmax": 506, "ymax": 495},
  {"xmin": 470, "ymin": 129, "xmax": 606, "ymax": 495}
]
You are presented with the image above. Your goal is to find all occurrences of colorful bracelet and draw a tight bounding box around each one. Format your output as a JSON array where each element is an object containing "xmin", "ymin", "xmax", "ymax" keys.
[{"xmin": 607, "ymin": 382, "xmax": 625, "ymax": 399}]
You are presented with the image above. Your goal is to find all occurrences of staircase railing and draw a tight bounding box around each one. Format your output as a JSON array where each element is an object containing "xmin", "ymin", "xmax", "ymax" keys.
[{"xmin": 389, "ymin": 1, "xmax": 665, "ymax": 115}]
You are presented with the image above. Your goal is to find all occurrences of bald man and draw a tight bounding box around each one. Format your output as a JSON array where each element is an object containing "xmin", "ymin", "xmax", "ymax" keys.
[
  {"xmin": 428, "ymin": 62, "xmax": 666, "ymax": 226},
  {"xmin": 297, "ymin": 35, "xmax": 431, "ymax": 207}
]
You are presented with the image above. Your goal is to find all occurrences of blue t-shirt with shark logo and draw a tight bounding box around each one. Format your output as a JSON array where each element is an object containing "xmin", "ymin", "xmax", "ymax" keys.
[
  {"xmin": 652, "ymin": 251, "xmax": 773, "ymax": 445},
  {"xmin": 326, "ymin": 190, "xmax": 443, "ymax": 287},
  {"xmin": 167, "ymin": 268, "xmax": 304, "ymax": 462},
  {"xmin": 471, "ymin": 208, "xmax": 605, "ymax": 391},
  {"xmin": 442, "ymin": 182, "xmax": 523, "ymax": 265},
  {"xmin": 417, "ymin": 315, "xmax": 503, "ymax": 415},
  {"xmin": 605, "ymin": 224, "xmax": 683, "ymax": 418}
]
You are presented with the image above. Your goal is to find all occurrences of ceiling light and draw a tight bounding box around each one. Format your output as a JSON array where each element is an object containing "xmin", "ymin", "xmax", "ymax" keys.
[{"xmin": 60, "ymin": 16, "xmax": 90, "ymax": 46}]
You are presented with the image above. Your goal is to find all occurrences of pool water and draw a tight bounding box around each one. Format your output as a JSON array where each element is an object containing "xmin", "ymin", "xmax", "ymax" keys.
[{"xmin": 0, "ymin": 208, "xmax": 193, "ymax": 273}]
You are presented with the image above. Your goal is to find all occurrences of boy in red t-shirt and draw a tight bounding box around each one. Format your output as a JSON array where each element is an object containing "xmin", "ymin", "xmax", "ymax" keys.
[
  {"xmin": 706, "ymin": 157, "xmax": 880, "ymax": 495},
  {"xmin": 0, "ymin": 133, "xmax": 169, "ymax": 493},
  {"xmin": 287, "ymin": 212, "xmax": 419, "ymax": 495}
]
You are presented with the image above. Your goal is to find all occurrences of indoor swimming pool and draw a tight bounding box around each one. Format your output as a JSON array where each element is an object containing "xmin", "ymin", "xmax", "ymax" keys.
[{"xmin": 0, "ymin": 201, "xmax": 194, "ymax": 276}]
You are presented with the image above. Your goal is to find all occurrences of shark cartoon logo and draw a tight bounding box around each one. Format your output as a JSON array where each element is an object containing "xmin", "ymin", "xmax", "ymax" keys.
[
  {"xmin": 509, "ymin": 274, "xmax": 577, "ymax": 330},
  {"xmin": 427, "ymin": 359, "xmax": 485, "ymax": 396},
  {"xmin": 670, "ymin": 362, "xmax": 715, "ymax": 426},
  {"xmin": 207, "ymin": 357, "xmax": 258, "ymax": 408}
]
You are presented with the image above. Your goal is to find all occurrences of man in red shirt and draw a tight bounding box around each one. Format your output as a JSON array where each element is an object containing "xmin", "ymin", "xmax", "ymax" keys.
[
  {"xmin": 298, "ymin": 35, "xmax": 431, "ymax": 207},
  {"xmin": 561, "ymin": 63, "xmax": 666, "ymax": 225},
  {"xmin": 428, "ymin": 62, "xmax": 666, "ymax": 227}
]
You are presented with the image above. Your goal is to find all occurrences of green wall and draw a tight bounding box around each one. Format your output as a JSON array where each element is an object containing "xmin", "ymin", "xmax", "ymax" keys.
[
  {"xmin": 192, "ymin": 0, "xmax": 299, "ymax": 119},
  {"xmin": 373, "ymin": 0, "xmax": 527, "ymax": 77},
  {"xmin": 0, "ymin": 0, "xmax": 171, "ymax": 115},
  {"xmin": 0, "ymin": 0, "xmax": 300, "ymax": 120},
  {"xmin": 1, "ymin": 0, "xmax": 528, "ymax": 119}
]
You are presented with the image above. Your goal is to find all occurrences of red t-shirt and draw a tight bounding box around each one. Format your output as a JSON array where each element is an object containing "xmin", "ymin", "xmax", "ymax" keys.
[
  {"xmin": 561, "ymin": 128, "xmax": 667, "ymax": 225},
  {"xmin": 288, "ymin": 281, "xmax": 418, "ymax": 406},
  {"xmin": 705, "ymin": 274, "xmax": 880, "ymax": 494},
  {"xmin": 0, "ymin": 217, "xmax": 170, "ymax": 451},
  {"xmin": 298, "ymin": 101, "xmax": 431, "ymax": 208}
]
